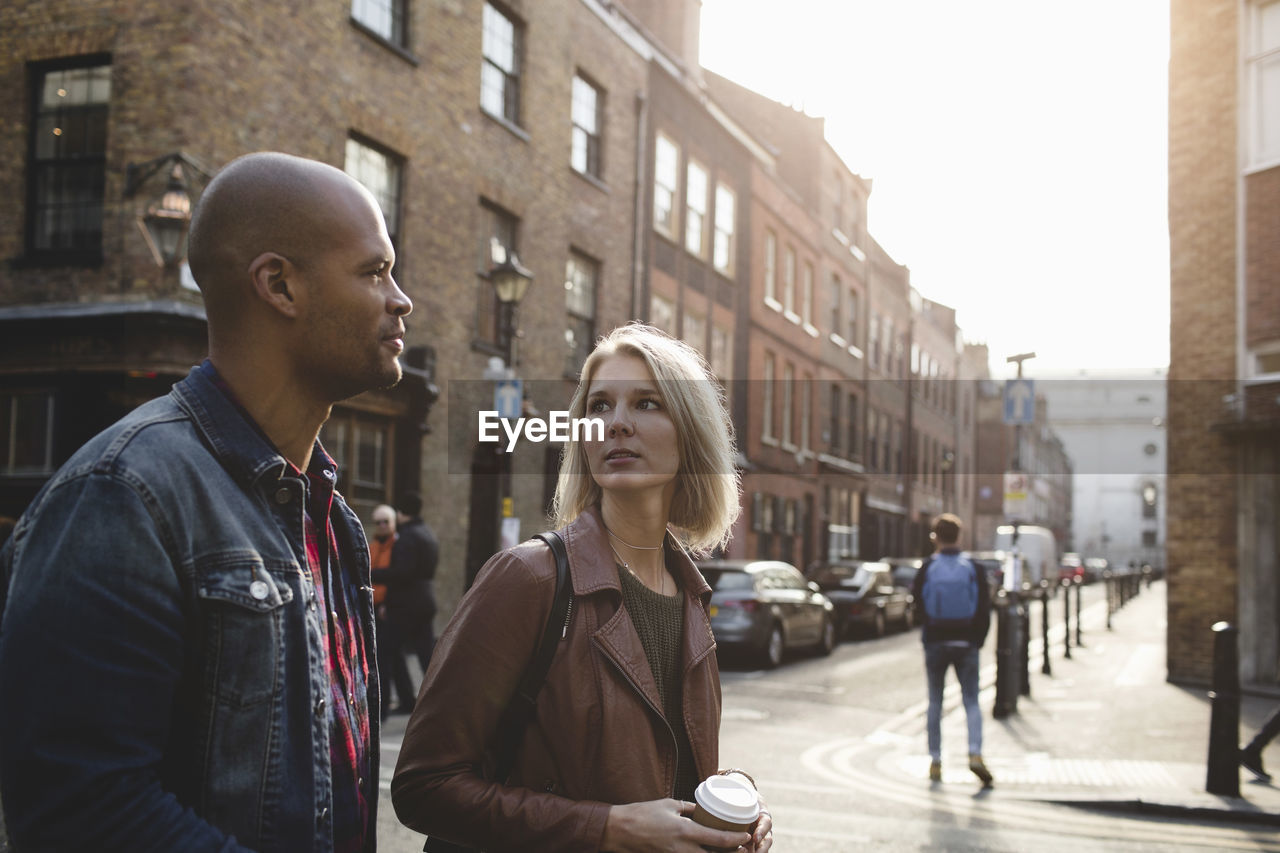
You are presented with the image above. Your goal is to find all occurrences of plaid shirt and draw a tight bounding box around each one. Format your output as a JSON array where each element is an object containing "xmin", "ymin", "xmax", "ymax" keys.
[{"xmin": 298, "ymin": 454, "xmax": 373, "ymax": 853}]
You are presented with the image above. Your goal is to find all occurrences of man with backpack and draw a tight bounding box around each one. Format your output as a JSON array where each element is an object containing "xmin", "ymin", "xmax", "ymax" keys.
[{"xmin": 912, "ymin": 513, "xmax": 994, "ymax": 787}]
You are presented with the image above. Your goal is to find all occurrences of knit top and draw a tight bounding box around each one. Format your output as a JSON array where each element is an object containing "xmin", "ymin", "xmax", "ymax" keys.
[{"xmin": 616, "ymin": 563, "xmax": 699, "ymax": 799}]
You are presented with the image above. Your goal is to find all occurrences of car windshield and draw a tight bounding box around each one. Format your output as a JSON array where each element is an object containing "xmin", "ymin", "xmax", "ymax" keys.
[
  {"xmin": 701, "ymin": 569, "xmax": 755, "ymax": 592},
  {"xmin": 812, "ymin": 565, "xmax": 871, "ymax": 588},
  {"xmin": 891, "ymin": 566, "xmax": 918, "ymax": 588}
]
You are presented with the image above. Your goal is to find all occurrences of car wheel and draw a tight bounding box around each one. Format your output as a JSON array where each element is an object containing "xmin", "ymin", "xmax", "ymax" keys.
[
  {"xmin": 818, "ymin": 616, "xmax": 837, "ymax": 656},
  {"xmin": 873, "ymin": 610, "xmax": 886, "ymax": 638},
  {"xmin": 761, "ymin": 624, "xmax": 785, "ymax": 669},
  {"xmin": 903, "ymin": 605, "xmax": 915, "ymax": 630}
]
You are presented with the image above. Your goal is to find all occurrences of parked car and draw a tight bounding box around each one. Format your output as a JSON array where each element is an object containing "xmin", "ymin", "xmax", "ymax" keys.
[
  {"xmin": 967, "ymin": 550, "xmax": 1013, "ymax": 599},
  {"xmin": 1058, "ymin": 552, "xmax": 1084, "ymax": 583},
  {"xmin": 697, "ymin": 559, "xmax": 836, "ymax": 668},
  {"xmin": 882, "ymin": 557, "xmax": 925, "ymax": 592},
  {"xmin": 806, "ymin": 559, "xmax": 914, "ymax": 638},
  {"xmin": 1083, "ymin": 557, "xmax": 1108, "ymax": 583}
]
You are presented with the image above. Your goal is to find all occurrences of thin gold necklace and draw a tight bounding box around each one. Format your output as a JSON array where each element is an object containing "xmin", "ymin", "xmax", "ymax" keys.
[{"xmin": 605, "ymin": 527, "xmax": 669, "ymax": 595}]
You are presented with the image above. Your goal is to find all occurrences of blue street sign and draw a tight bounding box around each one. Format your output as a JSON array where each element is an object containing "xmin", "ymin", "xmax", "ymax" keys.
[
  {"xmin": 1004, "ymin": 378, "xmax": 1035, "ymax": 424},
  {"xmin": 494, "ymin": 378, "xmax": 523, "ymax": 420}
]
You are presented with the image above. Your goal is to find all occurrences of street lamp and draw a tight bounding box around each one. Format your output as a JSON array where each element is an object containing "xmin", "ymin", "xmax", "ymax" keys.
[
  {"xmin": 124, "ymin": 152, "xmax": 211, "ymax": 267},
  {"xmin": 489, "ymin": 247, "xmax": 533, "ymax": 366}
]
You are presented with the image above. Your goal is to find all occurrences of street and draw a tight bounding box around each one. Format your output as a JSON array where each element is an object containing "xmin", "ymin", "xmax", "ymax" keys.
[{"xmin": 376, "ymin": 582, "xmax": 1280, "ymax": 851}]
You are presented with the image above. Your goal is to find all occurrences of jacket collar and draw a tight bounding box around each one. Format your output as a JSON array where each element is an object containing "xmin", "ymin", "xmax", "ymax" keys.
[
  {"xmin": 170, "ymin": 361, "xmax": 295, "ymax": 488},
  {"xmin": 560, "ymin": 505, "xmax": 712, "ymax": 606}
]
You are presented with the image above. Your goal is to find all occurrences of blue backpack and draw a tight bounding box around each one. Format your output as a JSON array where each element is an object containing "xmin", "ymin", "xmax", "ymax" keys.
[{"xmin": 922, "ymin": 552, "xmax": 978, "ymax": 627}]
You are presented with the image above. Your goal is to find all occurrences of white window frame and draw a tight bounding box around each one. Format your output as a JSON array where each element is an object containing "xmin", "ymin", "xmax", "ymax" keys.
[
  {"xmin": 570, "ymin": 73, "xmax": 602, "ymax": 177},
  {"xmin": 781, "ymin": 245, "xmax": 797, "ymax": 320},
  {"xmin": 801, "ymin": 261, "xmax": 814, "ymax": 328},
  {"xmin": 762, "ymin": 352, "xmax": 776, "ymax": 443},
  {"xmin": 713, "ymin": 182, "xmax": 735, "ymax": 275},
  {"xmin": 351, "ymin": 0, "xmax": 407, "ymax": 46},
  {"xmin": 763, "ymin": 230, "xmax": 779, "ymax": 309},
  {"xmin": 800, "ymin": 373, "xmax": 811, "ymax": 453},
  {"xmin": 650, "ymin": 293, "xmax": 676, "ymax": 335},
  {"xmin": 653, "ymin": 133, "xmax": 679, "ymax": 239},
  {"xmin": 1248, "ymin": 0, "xmax": 1280, "ymax": 170},
  {"xmin": 781, "ymin": 362, "xmax": 795, "ymax": 449},
  {"xmin": 480, "ymin": 3, "xmax": 521, "ymax": 124},
  {"xmin": 685, "ymin": 160, "xmax": 709, "ymax": 257}
]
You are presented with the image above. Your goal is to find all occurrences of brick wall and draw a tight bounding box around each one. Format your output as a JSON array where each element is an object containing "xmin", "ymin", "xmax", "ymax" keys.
[{"xmin": 1166, "ymin": 0, "xmax": 1240, "ymax": 684}]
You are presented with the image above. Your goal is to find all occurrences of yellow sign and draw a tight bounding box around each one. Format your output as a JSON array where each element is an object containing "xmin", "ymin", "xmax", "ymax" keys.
[{"xmin": 502, "ymin": 496, "xmax": 514, "ymax": 518}]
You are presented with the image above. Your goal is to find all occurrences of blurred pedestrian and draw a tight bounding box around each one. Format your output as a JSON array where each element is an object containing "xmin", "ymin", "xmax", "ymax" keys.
[
  {"xmin": 0, "ymin": 151, "xmax": 411, "ymax": 851},
  {"xmin": 913, "ymin": 512, "xmax": 994, "ymax": 787},
  {"xmin": 371, "ymin": 503, "xmax": 417, "ymax": 718},
  {"xmin": 1241, "ymin": 705, "xmax": 1279, "ymax": 782},
  {"xmin": 381, "ymin": 491, "xmax": 439, "ymax": 675},
  {"xmin": 392, "ymin": 324, "xmax": 772, "ymax": 852}
]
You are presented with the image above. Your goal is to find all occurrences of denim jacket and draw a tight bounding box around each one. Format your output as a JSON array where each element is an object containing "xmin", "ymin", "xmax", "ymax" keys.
[{"xmin": 0, "ymin": 363, "xmax": 380, "ymax": 852}]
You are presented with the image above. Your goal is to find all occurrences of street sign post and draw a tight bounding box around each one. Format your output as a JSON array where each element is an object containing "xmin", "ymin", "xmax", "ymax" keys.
[
  {"xmin": 1003, "ymin": 471, "xmax": 1028, "ymax": 518},
  {"xmin": 494, "ymin": 378, "xmax": 523, "ymax": 420}
]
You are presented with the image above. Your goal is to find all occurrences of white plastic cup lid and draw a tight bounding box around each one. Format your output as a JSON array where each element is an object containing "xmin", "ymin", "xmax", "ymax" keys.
[{"xmin": 694, "ymin": 774, "xmax": 760, "ymax": 824}]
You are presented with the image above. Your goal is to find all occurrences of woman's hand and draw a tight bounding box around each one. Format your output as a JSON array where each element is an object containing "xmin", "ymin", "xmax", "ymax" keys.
[
  {"xmin": 601, "ymin": 798, "xmax": 751, "ymax": 852},
  {"xmin": 744, "ymin": 801, "xmax": 773, "ymax": 852}
]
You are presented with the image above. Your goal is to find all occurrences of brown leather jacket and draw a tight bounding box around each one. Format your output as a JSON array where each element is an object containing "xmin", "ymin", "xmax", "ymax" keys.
[{"xmin": 391, "ymin": 506, "xmax": 721, "ymax": 852}]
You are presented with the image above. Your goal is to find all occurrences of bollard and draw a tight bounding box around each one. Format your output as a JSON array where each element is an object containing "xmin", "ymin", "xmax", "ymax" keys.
[
  {"xmin": 1206, "ymin": 622, "xmax": 1241, "ymax": 797},
  {"xmin": 1041, "ymin": 582, "xmax": 1052, "ymax": 676},
  {"xmin": 1062, "ymin": 579, "xmax": 1073, "ymax": 659},
  {"xmin": 993, "ymin": 589, "xmax": 1018, "ymax": 718},
  {"xmin": 1074, "ymin": 577, "xmax": 1084, "ymax": 647},
  {"xmin": 1105, "ymin": 570, "xmax": 1113, "ymax": 630},
  {"xmin": 1018, "ymin": 592, "xmax": 1032, "ymax": 697}
]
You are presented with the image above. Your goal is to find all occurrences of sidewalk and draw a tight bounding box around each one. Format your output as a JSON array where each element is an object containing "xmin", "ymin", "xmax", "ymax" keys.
[{"xmin": 887, "ymin": 580, "xmax": 1280, "ymax": 827}]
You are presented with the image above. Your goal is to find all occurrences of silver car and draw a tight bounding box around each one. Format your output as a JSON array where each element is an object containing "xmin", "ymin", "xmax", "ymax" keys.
[{"xmin": 697, "ymin": 559, "xmax": 836, "ymax": 668}]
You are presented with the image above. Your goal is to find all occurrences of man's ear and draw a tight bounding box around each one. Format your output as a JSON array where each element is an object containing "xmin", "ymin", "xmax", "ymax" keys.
[{"xmin": 248, "ymin": 252, "xmax": 302, "ymax": 318}]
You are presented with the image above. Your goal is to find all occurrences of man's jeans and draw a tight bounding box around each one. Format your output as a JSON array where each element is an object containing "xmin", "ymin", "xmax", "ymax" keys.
[{"xmin": 925, "ymin": 642, "xmax": 983, "ymax": 760}]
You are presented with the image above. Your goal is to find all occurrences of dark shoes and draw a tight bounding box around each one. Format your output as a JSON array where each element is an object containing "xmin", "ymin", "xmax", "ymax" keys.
[
  {"xmin": 929, "ymin": 760, "xmax": 942, "ymax": 782},
  {"xmin": 969, "ymin": 754, "xmax": 994, "ymax": 788},
  {"xmin": 1241, "ymin": 747, "xmax": 1272, "ymax": 782}
]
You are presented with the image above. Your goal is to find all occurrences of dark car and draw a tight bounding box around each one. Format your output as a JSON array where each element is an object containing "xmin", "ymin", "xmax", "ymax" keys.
[
  {"xmin": 968, "ymin": 550, "xmax": 1013, "ymax": 599},
  {"xmin": 697, "ymin": 559, "xmax": 836, "ymax": 668},
  {"xmin": 882, "ymin": 557, "xmax": 925, "ymax": 592},
  {"xmin": 807, "ymin": 560, "xmax": 914, "ymax": 639}
]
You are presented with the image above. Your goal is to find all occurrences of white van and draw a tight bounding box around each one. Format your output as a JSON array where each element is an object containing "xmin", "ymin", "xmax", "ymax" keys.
[{"xmin": 993, "ymin": 525, "xmax": 1059, "ymax": 588}]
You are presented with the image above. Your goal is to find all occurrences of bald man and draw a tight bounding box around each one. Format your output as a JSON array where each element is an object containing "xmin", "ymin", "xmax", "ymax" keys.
[{"xmin": 0, "ymin": 152, "xmax": 411, "ymax": 852}]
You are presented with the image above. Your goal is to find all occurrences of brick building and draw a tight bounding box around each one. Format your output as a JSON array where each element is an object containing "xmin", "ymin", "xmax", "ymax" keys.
[
  {"xmin": 1167, "ymin": 0, "xmax": 1280, "ymax": 687},
  {"xmin": 906, "ymin": 290, "xmax": 961, "ymax": 555}
]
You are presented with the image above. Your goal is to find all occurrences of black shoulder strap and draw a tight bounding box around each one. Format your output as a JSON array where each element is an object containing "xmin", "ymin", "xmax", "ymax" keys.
[{"xmin": 491, "ymin": 531, "xmax": 574, "ymax": 782}]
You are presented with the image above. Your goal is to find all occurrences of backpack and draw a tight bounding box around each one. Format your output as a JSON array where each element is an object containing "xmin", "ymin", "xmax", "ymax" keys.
[{"xmin": 922, "ymin": 552, "xmax": 978, "ymax": 628}]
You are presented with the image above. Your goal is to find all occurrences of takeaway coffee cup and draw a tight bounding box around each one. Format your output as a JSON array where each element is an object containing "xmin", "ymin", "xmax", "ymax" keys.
[{"xmin": 691, "ymin": 773, "xmax": 760, "ymax": 851}]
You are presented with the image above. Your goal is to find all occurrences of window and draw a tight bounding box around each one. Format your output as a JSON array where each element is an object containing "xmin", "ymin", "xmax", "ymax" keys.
[
  {"xmin": 847, "ymin": 289, "xmax": 859, "ymax": 346},
  {"xmin": 781, "ymin": 363, "xmax": 795, "ymax": 447},
  {"xmin": 571, "ymin": 74, "xmax": 602, "ymax": 177},
  {"xmin": 345, "ymin": 136, "xmax": 403, "ymax": 254},
  {"xmin": 764, "ymin": 230, "xmax": 778, "ymax": 305},
  {"xmin": 1249, "ymin": 0, "xmax": 1280, "ymax": 166},
  {"xmin": 713, "ymin": 183, "xmax": 735, "ymax": 274},
  {"xmin": 710, "ymin": 324, "xmax": 732, "ymax": 378},
  {"xmin": 782, "ymin": 245, "xmax": 796, "ymax": 316},
  {"xmin": 801, "ymin": 262, "xmax": 814, "ymax": 326},
  {"xmin": 683, "ymin": 309, "xmax": 706, "ymax": 354},
  {"xmin": 829, "ymin": 385, "xmax": 841, "ymax": 454},
  {"xmin": 351, "ymin": 0, "xmax": 407, "ymax": 46},
  {"xmin": 685, "ymin": 160, "xmax": 708, "ymax": 257},
  {"xmin": 1141, "ymin": 482, "xmax": 1158, "ymax": 519},
  {"xmin": 481, "ymin": 3, "xmax": 521, "ymax": 124},
  {"xmin": 762, "ymin": 352, "xmax": 775, "ymax": 441},
  {"xmin": 476, "ymin": 201, "xmax": 518, "ymax": 345},
  {"xmin": 321, "ymin": 412, "xmax": 393, "ymax": 518},
  {"xmin": 27, "ymin": 58, "xmax": 111, "ymax": 259},
  {"xmin": 1142, "ymin": 530, "xmax": 1158, "ymax": 548},
  {"xmin": 829, "ymin": 274, "xmax": 842, "ymax": 336},
  {"xmin": 650, "ymin": 293, "xmax": 676, "ymax": 335},
  {"xmin": 869, "ymin": 312, "xmax": 880, "ymax": 367},
  {"xmin": 800, "ymin": 374, "xmax": 811, "ymax": 452},
  {"xmin": 1, "ymin": 391, "xmax": 55, "ymax": 476},
  {"xmin": 846, "ymin": 393, "xmax": 858, "ymax": 457},
  {"xmin": 653, "ymin": 133, "xmax": 679, "ymax": 238},
  {"xmin": 564, "ymin": 251, "xmax": 598, "ymax": 375}
]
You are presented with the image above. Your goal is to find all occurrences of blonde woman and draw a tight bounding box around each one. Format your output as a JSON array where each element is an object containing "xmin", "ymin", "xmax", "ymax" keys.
[{"xmin": 393, "ymin": 324, "xmax": 772, "ymax": 852}]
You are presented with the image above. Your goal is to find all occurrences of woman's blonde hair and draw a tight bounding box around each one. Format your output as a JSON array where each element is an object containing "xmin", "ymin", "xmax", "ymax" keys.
[{"xmin": 552, "ymin": 323, "xmax": 741, "ymax": 555}]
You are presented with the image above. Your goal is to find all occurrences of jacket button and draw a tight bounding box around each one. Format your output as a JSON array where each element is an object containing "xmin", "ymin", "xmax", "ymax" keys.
[
  {"xmin": 314, "ymin": 698, "xmax": 326, "ymax": 718},
  {"xmin": 249, "ymin": 581, "xmax": 270, "ymax": 600},
  {"xmin": 274, "ymin": 487, "xmax": 292, "ymax": 504}
]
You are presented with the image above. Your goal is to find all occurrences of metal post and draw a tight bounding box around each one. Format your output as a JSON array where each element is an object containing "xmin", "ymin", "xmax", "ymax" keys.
[
  {"xmin": 1018, "ymin": 594, "xmax": 1031, "ymax": 696},
  {"xmin": 1074, "ymin": 578, "xmax": 1084, "ymax": 647},
  {"xmin": 1040, "ymin": 583, "xmax": 1052, "ymax": 675},
  {"xmin": 993, "ymin": 590, "xmax": 1018, "ymax": 718},
  {"xmin": 1105, "ymin": 571, "xmax": 1113, "ymax": 630},
  {"xmin": 1062, "ymin": 579, "xmax": 1072, "ymax": 659},
  {"xmin": 1206, "ymin": 622, "xmax": 1241, "ymax": 796}
]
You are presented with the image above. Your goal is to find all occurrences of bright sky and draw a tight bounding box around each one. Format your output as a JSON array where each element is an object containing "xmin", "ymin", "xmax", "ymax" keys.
[{"xmin": 699, "ymin": 0, "xmax": 1171, "ymax": 378}]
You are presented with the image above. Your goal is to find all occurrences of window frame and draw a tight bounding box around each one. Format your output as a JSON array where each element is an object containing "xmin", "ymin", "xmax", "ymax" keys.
[
  {"xmin": 350, "ymin": 0, "xmax": 409, "ymax": 49},
  {"xmin": 653, "ymin": 132, "xmax": 680, "ymax": 240},
  {"xmin": 564, "ymin": 250, "xmax": 599, "ymax": 376},
  {"xmin": 0, "ymin": 390, "xmax": 56, "ymax": 477},
  {"xmin": 762, "ymin": 351, "xmax": 776, "ymax": 443},
  {"xmin": 475, "ymin": 199, "xmax": 520, "ymax": 349},
  {"xmin": 712, "ymin": 182, "xmax": 736, "ymax": 275},
  {"xmin": 684, "ymin": 159, "xmax": 709, "ymax": 258},
  {"xmin": 764, "ymin": 229, "xmax": 779, "ymax": 308},
  {"xmin": 570, "ymin": 73, "xmax": 603, "ymax": 178},
  {"xmin": 1248, "ymin": 0, "xmax": 1280, "ymax": 170},
  {"xmin": 25, "ymin": 54, "xmax": 112, "ymax": 266},
  {"xmin": 344, "ymin": 133, "xmax": 404, "ymax": 263},
  {"xmin": 480, "ymin": 2, "xmax": 523, "ymax": 126}
]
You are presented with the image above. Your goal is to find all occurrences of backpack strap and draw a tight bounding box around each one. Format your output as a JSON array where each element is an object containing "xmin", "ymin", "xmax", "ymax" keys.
[{"xmin": 491, "ymin": 531, "xmax": 574, "ymax": 782}]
